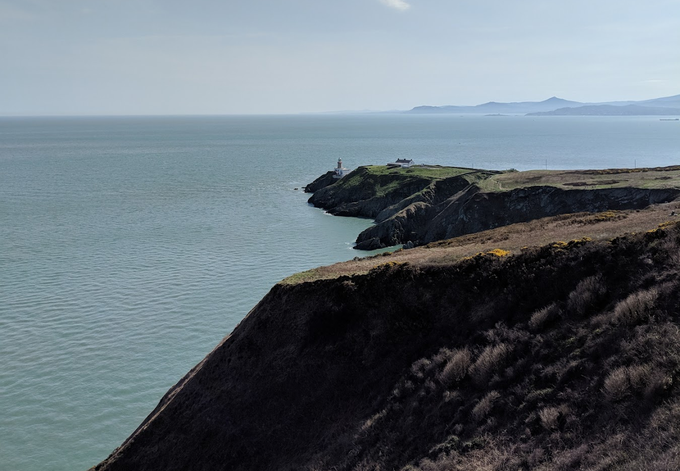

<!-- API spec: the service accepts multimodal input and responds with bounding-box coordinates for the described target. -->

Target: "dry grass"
[478,167,680,192]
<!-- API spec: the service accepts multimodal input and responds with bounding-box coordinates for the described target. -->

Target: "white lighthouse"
[334,158,349,178]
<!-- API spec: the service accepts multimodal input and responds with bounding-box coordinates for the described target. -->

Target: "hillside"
[408,97,582,115]
[407,94,680,116]
[307,165,680,250]
[527,104,680,116]
[93,214,680,470]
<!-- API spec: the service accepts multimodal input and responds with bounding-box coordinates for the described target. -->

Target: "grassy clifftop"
[478,165,680,192]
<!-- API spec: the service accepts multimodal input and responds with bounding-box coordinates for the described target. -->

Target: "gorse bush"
[485,248,510,257]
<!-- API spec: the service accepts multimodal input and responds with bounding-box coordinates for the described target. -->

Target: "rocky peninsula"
[91,165,680,471]
[306,164,680,250]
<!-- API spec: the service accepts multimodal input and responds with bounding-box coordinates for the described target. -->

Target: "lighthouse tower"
[334,158,348,178]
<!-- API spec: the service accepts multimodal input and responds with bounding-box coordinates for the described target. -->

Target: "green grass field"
[359,165,475,179]
[478,167,680,192]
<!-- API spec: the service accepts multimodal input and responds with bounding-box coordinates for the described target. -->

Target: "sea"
[1,114,679,470]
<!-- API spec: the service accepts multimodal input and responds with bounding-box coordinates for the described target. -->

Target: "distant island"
[408,94,680,116]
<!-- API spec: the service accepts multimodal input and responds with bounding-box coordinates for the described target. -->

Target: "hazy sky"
[1,0,679,115]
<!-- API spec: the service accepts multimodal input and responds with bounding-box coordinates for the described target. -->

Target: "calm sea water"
[1,114,678,470]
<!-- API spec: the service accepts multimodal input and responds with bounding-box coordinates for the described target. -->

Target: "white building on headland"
[334,158,349,178]
[388,159,414,168]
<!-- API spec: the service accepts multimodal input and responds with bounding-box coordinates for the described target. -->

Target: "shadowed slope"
[94,222,680,470]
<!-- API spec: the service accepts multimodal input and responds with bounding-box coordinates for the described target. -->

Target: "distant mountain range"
[408,94,680,116]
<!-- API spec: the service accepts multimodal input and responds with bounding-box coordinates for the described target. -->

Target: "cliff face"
[304,171,337,193]
[356,185,680,249]
[94,223,680,471]
[307,166,439,218]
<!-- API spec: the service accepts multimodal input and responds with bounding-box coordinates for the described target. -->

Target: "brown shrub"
[613,288,658,325]
[410,358,433,379]
[432,347,455,367]
[550,444,590,471]
[529,303,559,331]
[392,379,416,399]
[538,406,561,430]
[438,348,472,386]
[566,275,605,317]
[472,391,501,422]
[470,344,512,387]
[644,371,674,401]
[627,364,653,392]
[603,367,630,401]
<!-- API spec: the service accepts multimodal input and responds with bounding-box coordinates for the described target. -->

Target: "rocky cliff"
[307,165,680,250]
[93,220,680,470]
[357,185,680,250]
[306,165,486,219]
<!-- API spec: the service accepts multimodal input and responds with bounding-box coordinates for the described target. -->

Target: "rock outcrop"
[303,171,337,193]
[307,166,457,219]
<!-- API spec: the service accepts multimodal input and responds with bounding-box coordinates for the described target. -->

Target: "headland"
[306,164,680,250]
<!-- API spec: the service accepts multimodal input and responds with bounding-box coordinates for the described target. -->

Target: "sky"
[1,0,679,115]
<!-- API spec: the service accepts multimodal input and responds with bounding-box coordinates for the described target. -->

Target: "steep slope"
[93,222,680,471]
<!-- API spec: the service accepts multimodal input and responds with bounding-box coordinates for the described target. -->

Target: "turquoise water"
[1,115,678,470]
